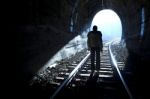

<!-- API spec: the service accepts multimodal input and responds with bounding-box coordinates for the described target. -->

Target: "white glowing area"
[91,9,122,41]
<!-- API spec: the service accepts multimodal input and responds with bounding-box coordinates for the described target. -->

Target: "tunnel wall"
[8,0,78,87]
[7,0,90,89]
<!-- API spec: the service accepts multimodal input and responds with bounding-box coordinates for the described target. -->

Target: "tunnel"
[6,0,150,99]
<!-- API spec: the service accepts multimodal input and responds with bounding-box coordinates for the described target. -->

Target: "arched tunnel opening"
[91,9,122,42]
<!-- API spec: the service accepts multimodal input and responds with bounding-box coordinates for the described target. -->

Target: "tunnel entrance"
[91,9,122,42]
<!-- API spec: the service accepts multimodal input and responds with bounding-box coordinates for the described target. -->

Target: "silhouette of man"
[87,25,103,71]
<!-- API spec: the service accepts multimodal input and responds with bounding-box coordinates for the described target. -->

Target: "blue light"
[140,7,145,38]
[91,9,122,41]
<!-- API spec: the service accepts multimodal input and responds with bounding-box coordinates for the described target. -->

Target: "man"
[87,25,103,71]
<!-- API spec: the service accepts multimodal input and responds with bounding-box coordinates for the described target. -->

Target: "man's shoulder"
[88,31,93,33]
[97,31,102,35]
[88,31,93,35]
[97,31,102,33]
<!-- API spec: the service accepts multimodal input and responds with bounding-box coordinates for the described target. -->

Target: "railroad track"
[31,41,133,99]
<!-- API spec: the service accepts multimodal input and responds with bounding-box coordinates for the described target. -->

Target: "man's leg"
[96,48,100,70]
[90,48,95,70]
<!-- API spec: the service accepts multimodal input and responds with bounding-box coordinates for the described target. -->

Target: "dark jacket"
[87,30,103,50]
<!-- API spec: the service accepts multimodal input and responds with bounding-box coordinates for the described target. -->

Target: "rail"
[50,53,90,99]
[108,41,134,99]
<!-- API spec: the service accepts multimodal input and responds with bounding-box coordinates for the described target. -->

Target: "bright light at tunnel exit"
[91,9,122,41]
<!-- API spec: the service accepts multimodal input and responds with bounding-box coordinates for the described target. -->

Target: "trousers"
[90,47,100,70]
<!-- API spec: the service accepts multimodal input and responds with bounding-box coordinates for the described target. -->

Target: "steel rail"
[50,53,90,99]
[108,41,134,99]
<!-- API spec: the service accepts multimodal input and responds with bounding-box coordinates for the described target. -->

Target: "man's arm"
[99,31,103,51]
[87,32,90,50]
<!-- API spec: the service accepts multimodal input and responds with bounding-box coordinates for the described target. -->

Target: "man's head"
[93,25,97,31]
